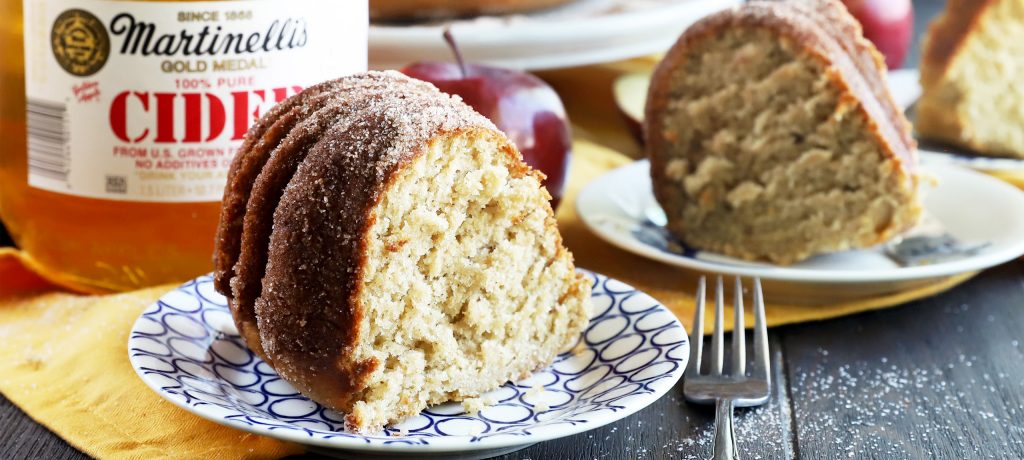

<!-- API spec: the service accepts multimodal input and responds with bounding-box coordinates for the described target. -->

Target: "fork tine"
[686,277,706,378]
[710,276,725,376]
[732,276,746,377]
[751,277,770,380]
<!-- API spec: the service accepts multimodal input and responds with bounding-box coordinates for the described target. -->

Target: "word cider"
[109,83,301,144]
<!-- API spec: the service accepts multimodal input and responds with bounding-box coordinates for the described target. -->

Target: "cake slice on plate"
[645,0,921,265]
[917,0,1024,158]
[214,71,591,433]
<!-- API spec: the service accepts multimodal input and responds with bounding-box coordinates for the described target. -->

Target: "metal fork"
[683,276,771,460]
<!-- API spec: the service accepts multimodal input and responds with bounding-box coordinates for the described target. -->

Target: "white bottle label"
[23,0,367,202]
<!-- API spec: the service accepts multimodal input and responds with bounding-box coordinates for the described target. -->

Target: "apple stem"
[443,28,468,79]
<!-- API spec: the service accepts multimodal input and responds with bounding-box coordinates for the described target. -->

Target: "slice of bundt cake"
[213,71,591,432]
[645,0,921,265]
[917,0,1024,158]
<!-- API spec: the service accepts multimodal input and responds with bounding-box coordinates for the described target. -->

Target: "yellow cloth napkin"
[984,168,1024,190]
[0,56,988,458]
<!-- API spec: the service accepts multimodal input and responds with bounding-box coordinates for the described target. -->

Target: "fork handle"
[711,398,738,460]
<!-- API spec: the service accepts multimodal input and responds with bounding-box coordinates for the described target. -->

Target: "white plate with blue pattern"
[128,270,687,459]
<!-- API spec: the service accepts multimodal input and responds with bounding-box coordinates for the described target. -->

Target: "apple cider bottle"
[0,0,367,291]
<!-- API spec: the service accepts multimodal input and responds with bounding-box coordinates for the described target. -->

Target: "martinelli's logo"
[51,9,110,77]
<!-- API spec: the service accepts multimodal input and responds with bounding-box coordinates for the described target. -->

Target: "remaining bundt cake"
[213,71,591,432]
[645,0,921,265]
[917,0,1024,158]
[370,0,575,20]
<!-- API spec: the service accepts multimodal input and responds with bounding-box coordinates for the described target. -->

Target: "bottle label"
[22,0,367,202]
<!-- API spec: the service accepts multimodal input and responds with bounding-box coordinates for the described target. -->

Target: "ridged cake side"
[214,76,398,360]
[785,0,916,158]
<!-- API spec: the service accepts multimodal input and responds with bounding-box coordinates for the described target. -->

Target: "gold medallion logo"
[51,9,110,77]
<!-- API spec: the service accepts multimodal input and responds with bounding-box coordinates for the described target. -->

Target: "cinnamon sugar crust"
[213,79,349,295]
[229,81,399,361]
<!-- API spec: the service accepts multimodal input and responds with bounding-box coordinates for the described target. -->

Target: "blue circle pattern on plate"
[128,270,688,451]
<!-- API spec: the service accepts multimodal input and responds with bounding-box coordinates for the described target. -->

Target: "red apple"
[842,0,914,68]
[401,31,572,208]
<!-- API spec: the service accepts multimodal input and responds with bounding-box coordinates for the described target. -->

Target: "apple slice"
[613,71,652,144]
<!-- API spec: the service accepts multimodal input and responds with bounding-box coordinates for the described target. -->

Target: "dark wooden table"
[6,1,1024,458]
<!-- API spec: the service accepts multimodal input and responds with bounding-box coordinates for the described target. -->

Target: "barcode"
[26,98,70,184]
[106,175,127,194]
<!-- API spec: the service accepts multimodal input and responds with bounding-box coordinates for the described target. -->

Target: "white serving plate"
[577,161,1024,288]
[369,0,739,71]
[128,270,687,459]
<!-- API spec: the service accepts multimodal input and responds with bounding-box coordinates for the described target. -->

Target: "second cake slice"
[645,0,921,265]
